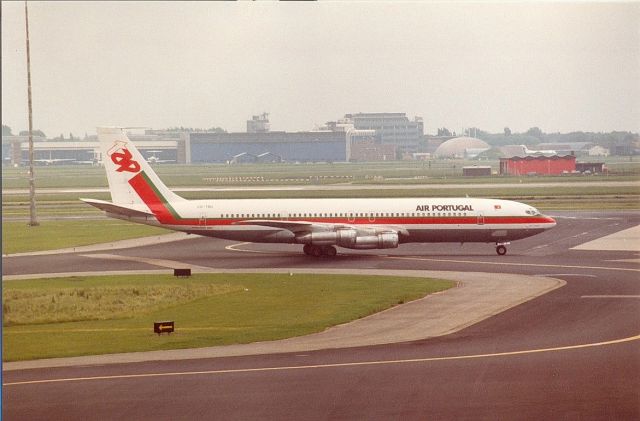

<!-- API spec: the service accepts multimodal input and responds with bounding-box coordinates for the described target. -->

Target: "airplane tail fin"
[97,127,185,205]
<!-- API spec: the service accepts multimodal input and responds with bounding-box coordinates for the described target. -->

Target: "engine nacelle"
[296,229,357,247]
[351,232,399,250]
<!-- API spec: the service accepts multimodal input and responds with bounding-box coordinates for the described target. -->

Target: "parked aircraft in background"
[33,151,75,165]
[83,127,556,257]
[521,145,557,156]
[145,150,176,164]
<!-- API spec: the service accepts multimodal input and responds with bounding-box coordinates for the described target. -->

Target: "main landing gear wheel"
[310,245,323,257]
[302,245,337,257]
[323,245,337,257]
[496,245,507,256]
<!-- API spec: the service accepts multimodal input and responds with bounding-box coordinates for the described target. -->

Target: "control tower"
[247,112,270,133]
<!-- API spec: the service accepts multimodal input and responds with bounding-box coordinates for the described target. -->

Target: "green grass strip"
[2,220,170,255]
[2,273,453,361]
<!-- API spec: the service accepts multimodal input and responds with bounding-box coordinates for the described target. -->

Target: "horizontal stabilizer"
[81,198,154,218]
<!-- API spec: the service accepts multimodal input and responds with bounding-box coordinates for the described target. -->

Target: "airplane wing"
[234,219,322,234]
[235,219,407,236]
[81,198,154,218]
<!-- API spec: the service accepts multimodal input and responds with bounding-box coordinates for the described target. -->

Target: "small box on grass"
[173,268,191,277]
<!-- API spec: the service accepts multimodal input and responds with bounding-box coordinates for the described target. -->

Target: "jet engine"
[295,229,357,247]
[296,229,398,250]
[351,232,399,249]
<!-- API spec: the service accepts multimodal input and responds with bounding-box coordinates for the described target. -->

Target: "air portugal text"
[415,204,474,212]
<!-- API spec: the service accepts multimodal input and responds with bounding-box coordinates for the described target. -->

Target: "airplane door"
[199,211,207,226]
[477,212,485,225]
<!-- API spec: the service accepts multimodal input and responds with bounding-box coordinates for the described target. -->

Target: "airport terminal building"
[3,112,425,165]
[346,112,424,154]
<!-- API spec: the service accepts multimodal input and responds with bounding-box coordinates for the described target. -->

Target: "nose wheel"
[496,244,508,256]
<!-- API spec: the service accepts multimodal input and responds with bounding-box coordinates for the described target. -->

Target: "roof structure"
[434,136,489,158]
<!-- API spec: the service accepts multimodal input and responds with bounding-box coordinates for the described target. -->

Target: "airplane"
[521,145,557,156]
[145,150,175,164]
[33,151,76,165]
[82,127,556,257]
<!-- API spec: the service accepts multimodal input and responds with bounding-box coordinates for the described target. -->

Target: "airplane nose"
[544,215,557,228]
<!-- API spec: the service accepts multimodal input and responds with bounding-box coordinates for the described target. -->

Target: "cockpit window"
[525,207,541,216]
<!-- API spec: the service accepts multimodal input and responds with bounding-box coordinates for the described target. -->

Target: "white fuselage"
[118,196,556,246]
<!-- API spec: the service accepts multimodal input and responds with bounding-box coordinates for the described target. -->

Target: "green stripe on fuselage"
[139,171,183,220]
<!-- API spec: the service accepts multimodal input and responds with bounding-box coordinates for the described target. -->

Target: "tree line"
[435,125,638,151]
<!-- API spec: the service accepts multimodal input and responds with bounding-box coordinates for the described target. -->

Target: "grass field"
[2,273,453,361]
[2,220,170,254]
[3,157,639,189]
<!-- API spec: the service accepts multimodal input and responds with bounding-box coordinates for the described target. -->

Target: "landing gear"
[302,244,337,257]
[496,244,507,256]
[324,245,337,257]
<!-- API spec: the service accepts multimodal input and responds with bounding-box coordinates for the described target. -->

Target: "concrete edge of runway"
[3,269,565,371]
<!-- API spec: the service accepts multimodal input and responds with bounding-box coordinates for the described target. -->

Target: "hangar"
[2,138,177,166]
[186,131,347,163]
[3,131,347,165]
[499,155,576,176]
[434,136,490,158]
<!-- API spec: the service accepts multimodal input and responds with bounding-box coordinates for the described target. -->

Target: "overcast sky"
[2,1,639,137]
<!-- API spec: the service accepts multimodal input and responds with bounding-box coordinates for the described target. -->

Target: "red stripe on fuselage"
[128,172,198,224]
[213,216,552,226]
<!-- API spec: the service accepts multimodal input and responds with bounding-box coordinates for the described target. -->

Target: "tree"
[464,127,488,138]
[437,127,452,136]
[2,124,12,136]
[504,127,511,136]
[19,129,46,138]
[165,126,227,133]
[525,127,544,139]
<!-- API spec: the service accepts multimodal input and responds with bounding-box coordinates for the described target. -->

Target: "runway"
[3,210,639,420]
